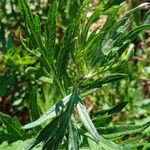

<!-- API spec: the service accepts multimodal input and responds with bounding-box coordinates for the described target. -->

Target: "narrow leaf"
[87,137,123,150]
[81,73,127,91]
[68,120,79,150]
[45,1,57,64]
[22,94,71,129]
[93,101,128,117]
[26,92,79,150]
[97,121,150,139]
[77,101,99,143]
[57,23,75,75]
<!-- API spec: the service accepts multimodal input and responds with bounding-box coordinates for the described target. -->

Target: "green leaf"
[100,17,129,55]
[81,73,127,91]
[104,0,125,10]
[0,140,42,150]
[26,116,60,150]
[68,120,79,150]
[97,121,150,139]
[42,114,70,150]
[77,101,122,150]
[45,1,57,64]
[124,24,150,41]
[18,0,46,66]
[87,3,149,68]
[68,0,84,23]
[92,114,114,127]
[28,88,40,122]
[75,0,91,25]
[58,0,84,25]
[34,15,41,41]
[121,135,142,145]
[77,101,99,143]
[122,142,150,150]
[125,3,150,16]
[26,91,79,150]
[93,101,128,117]
[0,112,26,140]
[87,136,124,150]
[39,76,53,84]
[43,91,79,150]
[87,6,119,67]
[88,138,103,150]
[22,94,71,129]
[82,9,102,43]
[18,0,34,26]
[57,23,75,76]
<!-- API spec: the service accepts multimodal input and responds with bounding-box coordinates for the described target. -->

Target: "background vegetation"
[0,0,150,149]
